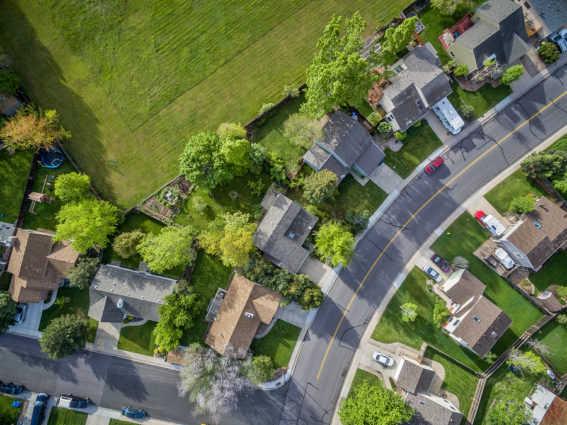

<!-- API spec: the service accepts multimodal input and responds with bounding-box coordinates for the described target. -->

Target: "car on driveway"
[30,394,48,425]
[122,407,146,419]
[14,303,28,325]
[59,394,90,409]
[474,211,506,237]
[423,266,442,282]
[373,351,395,367]
[431,254,450,272]
[494,248,515,270]
[550,33,567,53]
[425,157,444,175]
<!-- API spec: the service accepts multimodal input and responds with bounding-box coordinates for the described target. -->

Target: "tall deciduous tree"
[339,381,414,425]
[509,196,535,214]
[301,12,377,118]
[431,0,465,16]
[54,172,91,203]
[0,291,17,333]
[66,257,99,290]
[303,170,338,205]
[39,314,89,359]
[153,293,199,351]
[400,302,418,323]
[506,349,546,374]
[137,226,197,273]
[315,222,354,267]
[247,355,275,384]
[0,107,70,151]
[487,396,531,425]
[54,199,122,254]
[382,17,418,54]
[520,150,567,179]
[283,113,323,148]
[217,122,247,140]
[112,229,145,259]
[220,137,251,176]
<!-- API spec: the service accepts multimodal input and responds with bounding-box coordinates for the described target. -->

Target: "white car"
[475,211,506,237]
[495,248,515,270]
[423,266,442,283]
[373,351,395,367]
[550,33,567,53]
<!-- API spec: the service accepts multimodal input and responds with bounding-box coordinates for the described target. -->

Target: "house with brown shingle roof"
[205,274,281,358]
[440,269,512,358]
[525,384,567,425]
[497,197,567,271]
[7,228,79,303]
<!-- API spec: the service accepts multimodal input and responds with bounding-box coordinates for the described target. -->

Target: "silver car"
[14,304,28,325]
[423,266,442,283]
[495,248,515,270]
[373,351,394,367]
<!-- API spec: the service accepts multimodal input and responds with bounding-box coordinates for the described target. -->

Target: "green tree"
[283,113,323,148]
[506,349,546,374]
[382,17,418,54]
[39,314,89,359]
[538,42,560,64]
[556,286,567,299]
[0,107,70,151]
[554,172,567,193]
[556,314,567,325]
[509,196,535,213]
[454,64,469,76]
[282,85,300,98]
[501,65,524,85]
[303,170,338,204]
[300,285,324,310]
[0,291,17,333]
[217,122,247,140]
[433,298,451,327]
[112,229,145,259]
[431,0,465,16]
[54,199,122,254]
[378,121,392,135]
[339,381,414,425]
[459,103,476,121]
[137,225,197,273]
[54,172,91,203]
[267,152,287,183]
[220,136,251,176]
[487,396,531,425]
[520,150,567,179]
[65,257,99,290]
[301,12,377,118]
[315,222,354,267]
[259,103,275,115]
[394,131,406,140]
[247,355,275,384]
[400,302,418,323]
[179,132,232,189]
[0,70,19,95]
[153,293,199,351]
[249,143,266,165]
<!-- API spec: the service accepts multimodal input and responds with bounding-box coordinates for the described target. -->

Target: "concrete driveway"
[9,302,43,335]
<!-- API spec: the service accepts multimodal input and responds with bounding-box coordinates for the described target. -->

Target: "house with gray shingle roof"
[88,264,176,322]
[379,43,453,132]
[253,190,317,274]
[303,110,385,182]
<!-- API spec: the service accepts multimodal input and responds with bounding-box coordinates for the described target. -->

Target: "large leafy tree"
[520,150,567,179]
[339,381,414,425]
[431,0,465,16]
[487,396,531,425]
[315,222,354,267]
[247,355,275,385]
[506,349,546,374]
[0,291,17,333]
[303,170,338,205]
[301,12,377,118]
[220,136,251,176]
[137,225,197,273]
[509,196,535,214]
[66,258,99,290]
[382,17,418,54]
[538,42,560,64]
[39,314,89,359]
[283,113,323,148]
[153,293,199,351]
[54,199,122,254]
[0,107,70,151]
[112,229,145,259]
[54,172,91,203]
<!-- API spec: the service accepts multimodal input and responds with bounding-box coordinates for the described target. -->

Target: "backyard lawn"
[0,149,34,223]
[530,250,567,292]
[431,213,543,354]
[47,407,87,425]
[0,0,413,208]
[448,82,512,119]
[250,320,301,369]
[418,6,459,63]
[425,348,478,421]
[348,369,381,398]
[21,159,76,232]
[39,286,98,343]
[117,321,157,356]
[534,320,567,375]
[0,394,22,425]
[384,122,442,178]
[484,169,547,215]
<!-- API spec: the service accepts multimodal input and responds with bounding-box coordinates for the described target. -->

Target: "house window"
[393,64,405,74]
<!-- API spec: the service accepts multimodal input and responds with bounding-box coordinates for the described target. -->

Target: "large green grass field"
[0,0,412,208]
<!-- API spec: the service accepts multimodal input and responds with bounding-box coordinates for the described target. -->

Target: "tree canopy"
[509,196,535,214]
[487,396,531,425]
[301,12,377,118]
[520,150,567,179]
[247,355,275,384]
[506,349,546,375]
[315,222,354,267]
[538,42,560,64]
[54,172,91,203]
[112,229,146,259]
[303,170,338,205]
[220,136,251,176]
[137,225,197,273]
[283,113,323,148]
[54,199,122,254]
[501,65,524,85]
[153,293,199,351]
[431,0,465,16]
[382,17,418,54]
[400,302,418,323]
[65,257,99,290]
[0,291,17,333]
[39,314,90,359]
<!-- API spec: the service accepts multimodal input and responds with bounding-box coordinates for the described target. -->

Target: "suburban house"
[525,384,567,425]
[7,228,79,303]
[497,197,567,272]
[438,0,530,75]
[303,110,385,182]
[393,357,463,425]
[253,190,317,274]
[440,269,512,357]
[87,264,176,323]
[378,43,461,133]
[205,274,281,358]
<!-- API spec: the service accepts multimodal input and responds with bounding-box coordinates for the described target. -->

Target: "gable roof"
[88,264,176,323]
[395,358,435,394]
[407,393,463,425]
[441,269,486,305]
[205,275,281,357]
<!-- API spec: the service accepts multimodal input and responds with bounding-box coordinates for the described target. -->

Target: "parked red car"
[425,157,444,174]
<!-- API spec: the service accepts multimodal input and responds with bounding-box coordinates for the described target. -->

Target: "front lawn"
[47,407,87,425]
[348,369,381,398]
[372,267,490,372]
[0,149,34,223]
[117,321,157,356]
[448,82,512,119]
[0,394,22,425]
[39,286,98,342]
[109,420,132,425]
[0,272,12,291]
[384,122,442,178]
[534,320,567,376]
[484,170,547,215]
[425,348,478,421]
[431,213,543,354]
[250,320,301,369]
[530,250,567,292]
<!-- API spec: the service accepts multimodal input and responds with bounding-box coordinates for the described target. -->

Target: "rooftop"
[394,357,435,394]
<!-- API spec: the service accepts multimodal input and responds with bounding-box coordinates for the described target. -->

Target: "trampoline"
[41,148,64,168]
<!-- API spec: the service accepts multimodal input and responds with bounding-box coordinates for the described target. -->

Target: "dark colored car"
[431,254,450,272]
[30,393,48,425]
[0,382,24,395]
[122,407,146,419]
[425,157,444,175]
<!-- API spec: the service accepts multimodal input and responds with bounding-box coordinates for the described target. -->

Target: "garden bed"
[250,320,301,369]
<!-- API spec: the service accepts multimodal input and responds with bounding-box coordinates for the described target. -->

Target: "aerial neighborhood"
[2,0,567,424]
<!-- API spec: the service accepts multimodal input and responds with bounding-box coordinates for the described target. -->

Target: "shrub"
[282,85,300,98]
[394,131,406,140]
[557,286,567,299]
[538,42,560,64]
[509,196,535,213]
[459,103,476,121]
[345,209,370,233]
[412,120,422,128]
[501,65,524,85]
[378,121,392,135]
[112,229,145,258]
[258,103,275,116]
[400,302,418,322]
[267,152,286,183]
[454,64,469,76]
[556,314,567,325]
[367,111,382,126]
[0,291,17,333]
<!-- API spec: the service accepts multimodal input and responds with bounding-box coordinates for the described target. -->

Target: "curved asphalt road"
[1,64,567,425]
